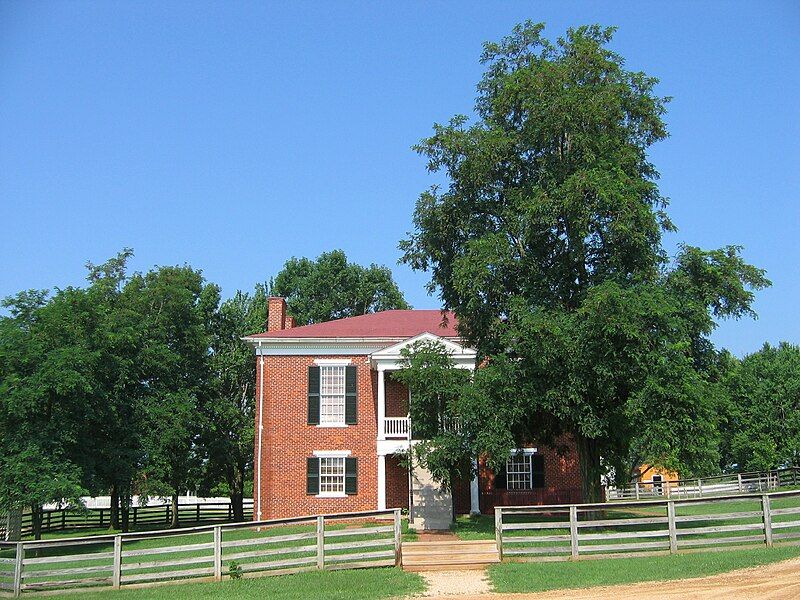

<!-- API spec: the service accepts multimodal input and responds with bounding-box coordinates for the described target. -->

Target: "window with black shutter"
[345,457,358,495]
[306,457,320,495]
[308,366,321,425]
[531,455,545,488]
[500,451,545,490]
[344,365,358,424]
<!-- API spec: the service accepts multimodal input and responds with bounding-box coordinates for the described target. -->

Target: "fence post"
[213,526,222,581]
[112,535,122,589]
[393,509,402,566]
[132,507,137,527]
[12,542,23,598]
[697,479,703,498]
[762,494,773,548]
[316,516,325,569]
[634,482,640,500]
[196,504,201,523]
[667,501,677,553]
[165,504,170,525]
[569,505,579,559]
[738,473,743,493]
[494,507,503,561]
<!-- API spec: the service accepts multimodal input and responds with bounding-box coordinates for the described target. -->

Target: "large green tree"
[81,249,150,531]
[270,249,410,325]
[199,285,267,521]
[131,266,220,527]
[400,23,768,501]
[721,343,800,472]
[0,289,91,538]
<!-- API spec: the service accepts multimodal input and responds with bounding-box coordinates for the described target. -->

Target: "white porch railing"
[383,416,410,439]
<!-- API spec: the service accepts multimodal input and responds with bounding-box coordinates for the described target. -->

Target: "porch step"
[402,540,500,571]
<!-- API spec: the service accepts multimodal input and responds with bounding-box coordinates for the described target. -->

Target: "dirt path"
[419,570,491,596]
[419,557,800,600]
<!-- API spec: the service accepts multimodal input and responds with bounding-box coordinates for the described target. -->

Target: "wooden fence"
[12,500,254,539]
[495,489,800,561]
[0,509,400,597]
[605,467,799,501]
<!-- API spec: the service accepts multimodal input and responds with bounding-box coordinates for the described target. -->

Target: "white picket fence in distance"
[495,489,800,561]
[0,509,401,597]
[605,467,799,501]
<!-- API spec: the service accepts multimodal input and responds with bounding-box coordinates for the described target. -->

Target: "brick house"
[245,297,582,527]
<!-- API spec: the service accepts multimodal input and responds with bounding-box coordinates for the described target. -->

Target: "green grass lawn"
[46,566,425,600]
[489,545,800,593]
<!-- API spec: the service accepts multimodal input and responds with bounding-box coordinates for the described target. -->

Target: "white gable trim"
[370,332,476,371]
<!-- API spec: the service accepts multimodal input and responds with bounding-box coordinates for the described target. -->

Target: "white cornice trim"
[243,334,467,357]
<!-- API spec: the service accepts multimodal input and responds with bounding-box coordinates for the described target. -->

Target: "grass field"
[45,566,425,600]
[489,545,800,593]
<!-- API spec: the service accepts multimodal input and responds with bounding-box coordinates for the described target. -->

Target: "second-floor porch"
[380,415,463,440]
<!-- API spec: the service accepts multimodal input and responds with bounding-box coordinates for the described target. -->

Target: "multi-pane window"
[507,454,532,490]
[505,453,545,490]
[319,457,345,494]
[320,365,346,424]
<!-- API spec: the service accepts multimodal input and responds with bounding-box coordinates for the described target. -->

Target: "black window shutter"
[345,365,358,425]
[307,457,320,495]
[494,463,507,490]
[345,457,358,495]
[308,366,320,425]
[531,455,545,488]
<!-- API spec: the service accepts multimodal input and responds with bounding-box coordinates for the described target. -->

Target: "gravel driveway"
[411,556,800,600]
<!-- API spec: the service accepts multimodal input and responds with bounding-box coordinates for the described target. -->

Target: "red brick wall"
[385,455,409,510]
[477,435,583,512]
[384,376,408,418]
[254,354,380,520]
[452,474,473,515]
[253,352,586,519]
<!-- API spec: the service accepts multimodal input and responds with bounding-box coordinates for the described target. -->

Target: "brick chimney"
[267,297,287,332]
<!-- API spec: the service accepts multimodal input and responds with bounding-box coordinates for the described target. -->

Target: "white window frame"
[313,450,351,498]
[314,359,351,428]
[506,448,540,491]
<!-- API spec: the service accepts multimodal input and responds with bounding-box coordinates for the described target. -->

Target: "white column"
[470,458,480,514]
[377,368,386,440]
[377,454,387,510]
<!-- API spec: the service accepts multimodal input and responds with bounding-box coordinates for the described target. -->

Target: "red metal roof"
[247,309,459,339]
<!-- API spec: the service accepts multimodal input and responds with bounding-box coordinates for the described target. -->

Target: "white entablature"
[369,332,477,372]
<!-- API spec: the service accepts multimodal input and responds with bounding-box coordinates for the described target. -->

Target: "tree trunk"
[576,434,603,503]
[228,463,245,522]
[170,492,179,529]
[109,483,120,530]
[31,505,43,541]
[120,486,131,533]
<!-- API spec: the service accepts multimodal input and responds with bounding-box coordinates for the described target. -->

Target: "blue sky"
[1,1,798,356]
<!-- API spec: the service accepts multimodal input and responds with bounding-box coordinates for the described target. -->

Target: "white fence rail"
[495,489,800,562]
[0,509,401,597]
[383,417,410,439]
[605,468,798,501]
